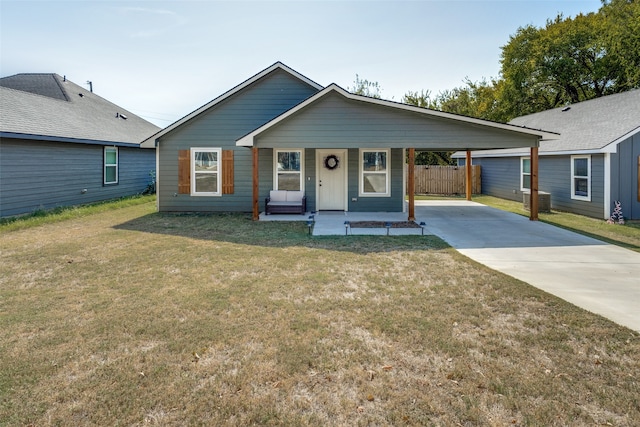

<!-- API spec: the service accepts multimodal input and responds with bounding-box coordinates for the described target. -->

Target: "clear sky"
[1,0,603,127]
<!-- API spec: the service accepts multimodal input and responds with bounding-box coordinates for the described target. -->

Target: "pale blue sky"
[1,0,602,126]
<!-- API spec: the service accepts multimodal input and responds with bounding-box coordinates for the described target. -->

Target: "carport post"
[465,151,472,201]
[408,148,415,221]
[252,147,259,221]
[530,146,539,221]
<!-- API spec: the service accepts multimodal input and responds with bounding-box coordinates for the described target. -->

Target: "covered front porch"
[237,84,557,223]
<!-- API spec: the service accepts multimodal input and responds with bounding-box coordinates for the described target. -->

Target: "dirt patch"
[348,221,421,229]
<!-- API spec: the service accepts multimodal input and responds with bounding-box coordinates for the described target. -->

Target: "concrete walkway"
[416,200,640,333]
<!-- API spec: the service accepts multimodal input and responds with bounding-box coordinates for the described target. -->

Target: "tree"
[499,0,640,118]
[348,74,382,98]
[402,90,435,109]
[600,0,640,92]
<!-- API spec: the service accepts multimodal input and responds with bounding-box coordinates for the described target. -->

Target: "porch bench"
[265,190,306,215]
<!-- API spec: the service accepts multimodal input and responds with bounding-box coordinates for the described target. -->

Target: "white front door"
[317,149,347,210]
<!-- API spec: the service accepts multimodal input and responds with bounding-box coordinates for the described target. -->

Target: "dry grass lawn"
[1,201,639,426]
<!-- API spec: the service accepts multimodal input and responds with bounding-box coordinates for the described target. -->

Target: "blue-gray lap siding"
[0,138,155,217]
[465,154,606,218]
[253,92,539,151]
[611,134,640,220]
[156,69,319,213]
[255,148,403,213]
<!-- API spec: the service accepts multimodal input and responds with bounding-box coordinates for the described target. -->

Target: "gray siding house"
[142,63,554,219]
[0,73,159,217]
[455,89,640,220]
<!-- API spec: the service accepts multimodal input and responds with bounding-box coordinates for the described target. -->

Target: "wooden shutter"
[222,150,234,194]
[178,150,190,194]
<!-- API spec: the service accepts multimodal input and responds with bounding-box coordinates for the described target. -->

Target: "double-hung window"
[191,147,222,196]
[520,157,531,191]
[360,149,390,197]
[104,146,118,185]
[275,149,303,191]
[571,155,591,201]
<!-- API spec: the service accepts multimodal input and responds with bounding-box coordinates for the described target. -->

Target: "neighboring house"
[141,62,555,219]
[454,89,640,220]
[0,73,160,217]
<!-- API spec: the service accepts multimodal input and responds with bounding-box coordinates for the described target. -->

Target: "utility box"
[523,191,551,213]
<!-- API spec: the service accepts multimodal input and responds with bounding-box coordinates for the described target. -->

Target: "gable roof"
[140,62,323,148]
[0,73,160,147]
[459,89,640,157]
[236,84,558,148]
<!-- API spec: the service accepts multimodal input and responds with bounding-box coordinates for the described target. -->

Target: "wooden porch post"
[252,147,259,221]
[465,150,472,201]
[408,148,415,221]
[530,146,539,221]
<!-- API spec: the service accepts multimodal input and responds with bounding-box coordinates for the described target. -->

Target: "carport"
[237,84,558,221]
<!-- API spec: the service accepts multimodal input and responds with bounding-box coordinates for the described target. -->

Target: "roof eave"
[1,132,150,148]
[142,62,324,146]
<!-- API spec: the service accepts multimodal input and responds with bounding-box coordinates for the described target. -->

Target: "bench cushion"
[267,201,303,207]
[269,190,287,202]
[285,191,304,202]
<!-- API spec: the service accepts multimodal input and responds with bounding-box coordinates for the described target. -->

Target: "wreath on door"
[324,154,339,170]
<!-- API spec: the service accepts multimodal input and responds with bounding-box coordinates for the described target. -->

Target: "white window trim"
[273,149,305,191]
[191,147,222,196]
[104,146,118,185]
[571,155,591,201]
[520,157,530,191]
[359,148,391,197]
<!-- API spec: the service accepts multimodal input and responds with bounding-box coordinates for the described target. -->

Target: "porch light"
[344,221,350,236]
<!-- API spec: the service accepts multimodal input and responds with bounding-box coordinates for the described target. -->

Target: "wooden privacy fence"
[411,165,481,195]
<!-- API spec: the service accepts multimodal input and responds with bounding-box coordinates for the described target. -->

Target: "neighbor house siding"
[464,154,606,219]
[0,138,154,217]
[156,69,318,213]
[612,134,640,219]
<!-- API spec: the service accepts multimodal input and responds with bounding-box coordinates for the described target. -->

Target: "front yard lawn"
[1,200,638,426]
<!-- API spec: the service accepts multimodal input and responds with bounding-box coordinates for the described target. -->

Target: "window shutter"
[222,150,234,194]
[178,150,190,194]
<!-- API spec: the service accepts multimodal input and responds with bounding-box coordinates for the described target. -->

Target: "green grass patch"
[1,203,638,426]
[0,194,156,232]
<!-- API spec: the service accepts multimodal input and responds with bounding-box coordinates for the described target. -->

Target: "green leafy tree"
[600,0,640,92]
[348,74,382,98]
[500,0,639,118]
[402,90,435,108]
[404,0,639,123]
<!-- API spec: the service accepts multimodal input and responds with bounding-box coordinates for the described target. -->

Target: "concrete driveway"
[415,200,640,333]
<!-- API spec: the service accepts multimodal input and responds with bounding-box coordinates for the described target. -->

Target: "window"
[275,150,303,191]
[104,146,118,185]
[360,149,390,197]
[191,148,221,196]
[521,157,531,191]
[571,155,591,201]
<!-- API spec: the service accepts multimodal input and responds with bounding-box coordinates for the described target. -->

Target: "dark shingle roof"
[0,73,69,101]
[0,73,160,145]
[455,89,640,158]
[509,88,640,153]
